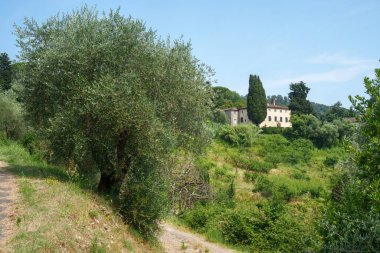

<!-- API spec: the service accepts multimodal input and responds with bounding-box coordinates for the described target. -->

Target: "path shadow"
[7,164,70,183]
[6,164,105,195]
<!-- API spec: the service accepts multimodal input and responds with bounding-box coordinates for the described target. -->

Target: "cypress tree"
[247,74,267,125]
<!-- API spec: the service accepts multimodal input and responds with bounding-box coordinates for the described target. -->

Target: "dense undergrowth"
[178,133,346,252]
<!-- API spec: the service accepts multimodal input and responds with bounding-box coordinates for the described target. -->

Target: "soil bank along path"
[159,223,236,253]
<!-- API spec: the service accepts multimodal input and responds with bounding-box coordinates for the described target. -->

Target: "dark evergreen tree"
[0,53,12,91]
[288,81,314,115]
[247,74,267,125]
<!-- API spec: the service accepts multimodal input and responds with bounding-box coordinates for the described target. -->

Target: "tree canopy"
[247,74,267,125]
[320,67,380,251]
[15,6,213,236]
[0,52,12,91]
[212,86,246,109]
[322,101,355,121]
[288,81,314,115]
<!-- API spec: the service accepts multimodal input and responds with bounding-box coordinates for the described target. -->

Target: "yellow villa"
[223,99,292,128]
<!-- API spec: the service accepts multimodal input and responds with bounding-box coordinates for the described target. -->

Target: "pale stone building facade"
[223,100,291,128]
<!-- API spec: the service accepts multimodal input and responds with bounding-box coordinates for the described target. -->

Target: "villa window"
[280,109,282,113]
[274,109,277,112]
[268,116,272,121]
[280,117,283,122]
[285,117,288,122]
[241,117,244,123]
[275,116,277,121]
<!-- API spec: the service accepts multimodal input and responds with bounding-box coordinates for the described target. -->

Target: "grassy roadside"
[0,141,161,252]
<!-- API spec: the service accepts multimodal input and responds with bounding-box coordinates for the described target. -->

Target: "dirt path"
[159,223,236,253]
[0,161,17,250]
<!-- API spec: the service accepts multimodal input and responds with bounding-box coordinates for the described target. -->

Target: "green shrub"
[196,158,216,171]
[227,180,235,199]
[214,165,236,182]
[253,175,324,201]
[265,213,321,252]
[261,127,291,135]
[323,156,339,167]
[212,110,229,124]
[253,175,274,198]
[228,152,254,170]
[249,160,271,173]
[258,136,314,165]
[314,123,339,148]
[291,170,310,181]
[219,124,261,147]
[219,208,268,245]
[0,91,25,140]
[320,177,380,252]
[119,161,168,238]
[181,205,222,232]
[244,171,258,182]
[285,138,313,163]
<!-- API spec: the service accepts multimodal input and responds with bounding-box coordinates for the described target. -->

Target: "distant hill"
[311,101,331,116]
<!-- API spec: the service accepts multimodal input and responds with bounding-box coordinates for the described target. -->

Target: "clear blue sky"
[1,0,379,107]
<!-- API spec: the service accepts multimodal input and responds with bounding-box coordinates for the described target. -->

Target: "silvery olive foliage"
[320,67,380,251]
[15,6,214,235]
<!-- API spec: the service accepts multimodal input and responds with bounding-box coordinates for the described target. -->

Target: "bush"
[291,170,310,181]
[219,208,268,245]
[0,91,25,140]
[253,175,274,198]
[285,138,313,163]
[314,123,339,148]
[249,160,271,173]
[265,213,321,252]
[244,171,258,182]
[323,156,339,167]
[320,177,380,252]
[253,175,324,201]
[261,127,284,135]
[212,110,229,124]
[219,124,261,147]
[181,205,222,232]
[258,135,313,165]
[214,165,236,182]
[228,152,254,170]
[119,161,168,238]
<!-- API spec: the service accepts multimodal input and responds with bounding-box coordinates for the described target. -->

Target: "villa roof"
[223,105,289,111]
[267,104,289,110]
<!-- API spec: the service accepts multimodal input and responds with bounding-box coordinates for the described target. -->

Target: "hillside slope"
[177,134,345,252]
[0,142,160,252]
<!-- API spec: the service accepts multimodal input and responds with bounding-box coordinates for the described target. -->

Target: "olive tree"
[15,6,213,235]
[319,67,380,252]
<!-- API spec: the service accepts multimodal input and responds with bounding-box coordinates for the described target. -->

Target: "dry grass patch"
[6,172,160,253]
